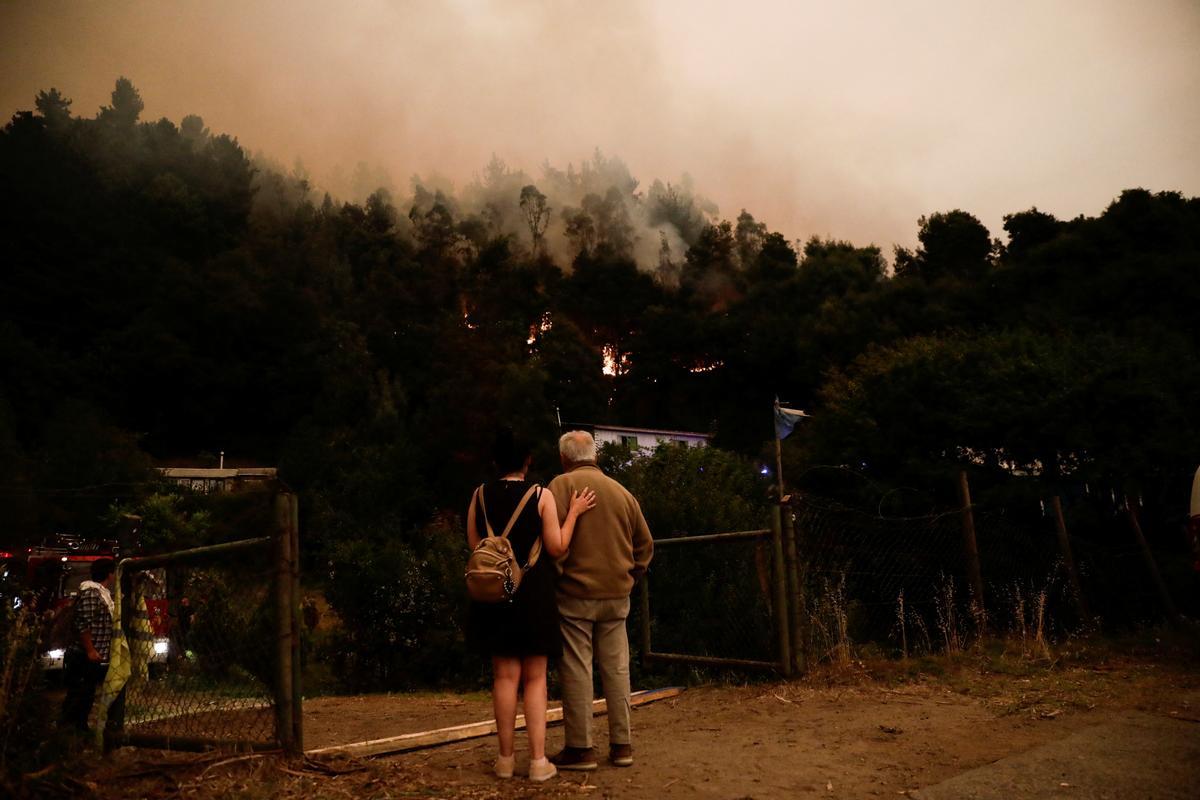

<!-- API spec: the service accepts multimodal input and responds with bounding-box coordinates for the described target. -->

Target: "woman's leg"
[492,655,521,757]
[521,655,549,760]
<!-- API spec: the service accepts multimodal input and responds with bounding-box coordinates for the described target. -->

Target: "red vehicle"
[26,535,172,671]
[1190,466,1200,573]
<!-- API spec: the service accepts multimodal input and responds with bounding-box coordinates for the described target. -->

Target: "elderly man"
[548,431,653,770]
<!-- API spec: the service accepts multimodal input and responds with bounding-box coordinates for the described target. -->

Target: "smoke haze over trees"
[3,1,1198,251]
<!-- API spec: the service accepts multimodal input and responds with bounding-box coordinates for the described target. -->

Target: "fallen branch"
[198,752,270,778]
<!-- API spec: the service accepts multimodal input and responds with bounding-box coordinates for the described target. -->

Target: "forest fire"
[526,312,553,346]
[689,359,724,373]
[602,344,631,377]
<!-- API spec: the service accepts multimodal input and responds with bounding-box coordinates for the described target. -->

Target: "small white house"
[585,424,711,453]
[157,466,278,493]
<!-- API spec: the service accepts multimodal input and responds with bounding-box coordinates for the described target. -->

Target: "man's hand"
[81,630,101,663]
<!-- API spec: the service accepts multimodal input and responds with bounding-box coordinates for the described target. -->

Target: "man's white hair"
[559,430,596,463]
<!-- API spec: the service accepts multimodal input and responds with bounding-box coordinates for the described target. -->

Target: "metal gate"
[104,493,302,753]
[639,506,792,674]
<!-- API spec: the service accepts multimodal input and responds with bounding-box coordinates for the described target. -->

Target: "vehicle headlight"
[153,639,169,655]
[47,649,65,660]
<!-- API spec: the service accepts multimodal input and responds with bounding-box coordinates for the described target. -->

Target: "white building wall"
[593,427,708,451]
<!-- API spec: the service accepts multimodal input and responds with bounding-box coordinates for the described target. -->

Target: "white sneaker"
[528,756,557,782]
[494,754,515,779]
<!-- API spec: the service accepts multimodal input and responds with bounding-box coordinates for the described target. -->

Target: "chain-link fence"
[792,495,967,659]
[639,528,783,670]
[787,489,1190,667]
[105,494,301,753]
[640,486,1191,677]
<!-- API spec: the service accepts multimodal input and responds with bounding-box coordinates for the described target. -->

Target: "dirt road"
[92,655,1200,799]
[289,656,1200,798]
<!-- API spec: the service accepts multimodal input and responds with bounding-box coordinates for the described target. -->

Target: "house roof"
[566,423,712,439]
[158,467,278,479]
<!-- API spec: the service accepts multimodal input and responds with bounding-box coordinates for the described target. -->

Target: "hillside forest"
[2,78,1198,567]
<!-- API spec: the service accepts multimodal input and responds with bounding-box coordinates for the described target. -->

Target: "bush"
[599,443,776,671]
[323,514,470,691]
[599,441,768,536]
[0,579,54,786]
[186,564,277,687]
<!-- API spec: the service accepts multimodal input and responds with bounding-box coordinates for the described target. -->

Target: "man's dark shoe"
[549,746,598,771]
[609,743,633,767]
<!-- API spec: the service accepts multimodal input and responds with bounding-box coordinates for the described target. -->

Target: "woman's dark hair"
[90,558,116,583]
[492,427,531,474]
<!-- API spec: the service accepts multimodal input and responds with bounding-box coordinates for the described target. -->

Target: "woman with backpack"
[466,429,596,782]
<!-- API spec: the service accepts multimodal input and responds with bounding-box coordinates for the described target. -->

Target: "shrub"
[0,579,54,786]
[323,513,470,691]
[600,443,775,668]
[599,441,767,537]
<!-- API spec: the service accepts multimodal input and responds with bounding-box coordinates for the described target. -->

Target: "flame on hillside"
[602,344,631,377]
[527,312,553,346]
[689,359,724,373]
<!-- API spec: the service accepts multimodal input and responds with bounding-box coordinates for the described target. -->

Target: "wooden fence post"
[957,471,986,614]
[1050,496,1090,622]
[288,492,303,753]
[782,500,805,674]
[274,493,296,755]
[1125,497,1181,622]
[770,505,793,677]
[639,576,651,665]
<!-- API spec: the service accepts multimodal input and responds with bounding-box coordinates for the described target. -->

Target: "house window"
[621,435,639,448]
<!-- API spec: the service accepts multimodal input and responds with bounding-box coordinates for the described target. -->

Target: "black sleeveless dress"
[466,480,562,658]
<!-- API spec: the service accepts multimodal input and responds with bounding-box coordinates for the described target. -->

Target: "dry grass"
[70,748,590,800]
[1004,582,1053,661]
[934,574,966,654]
[809,574,851,666]
[807,622,1199,719]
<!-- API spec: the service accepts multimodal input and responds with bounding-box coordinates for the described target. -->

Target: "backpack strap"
[500,484,539,540]
[477,483,543,569]
[476,483,539,540]
[507,485,544,570]
[473,484,496,538]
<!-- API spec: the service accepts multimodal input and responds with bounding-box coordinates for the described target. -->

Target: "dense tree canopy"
[2,79,1198,560]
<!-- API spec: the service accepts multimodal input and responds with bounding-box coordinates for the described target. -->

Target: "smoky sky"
[3,0,1199,250]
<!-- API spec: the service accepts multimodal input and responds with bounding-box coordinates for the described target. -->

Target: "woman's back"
[476,479,542,565]
[468,479,561,658]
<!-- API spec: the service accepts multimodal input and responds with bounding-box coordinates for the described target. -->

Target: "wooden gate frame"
[639,508,792,675]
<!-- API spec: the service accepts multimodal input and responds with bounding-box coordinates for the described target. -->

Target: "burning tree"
[519,184,550,255]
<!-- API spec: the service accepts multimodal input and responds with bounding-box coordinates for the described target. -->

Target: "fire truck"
[25,535,172,672]
[1190,466,1200,573]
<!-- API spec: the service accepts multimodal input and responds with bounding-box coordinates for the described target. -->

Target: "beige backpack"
[465,483,543,603]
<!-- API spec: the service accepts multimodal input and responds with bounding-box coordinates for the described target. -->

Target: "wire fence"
[639,530,780,670]
[793,495,967,654]
[639,486,1192,675]
[106,494,302,753]
[790,491,1191,664]
[114,539,276,748]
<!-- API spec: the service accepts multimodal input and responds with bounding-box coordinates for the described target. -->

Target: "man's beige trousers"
[556,594,632,748]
